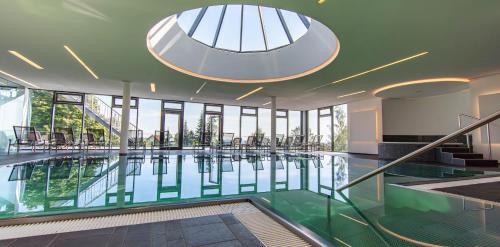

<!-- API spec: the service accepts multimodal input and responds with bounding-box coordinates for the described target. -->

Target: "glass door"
[161,101,184,149]
[51,92,85,146]
[203,104,223,147]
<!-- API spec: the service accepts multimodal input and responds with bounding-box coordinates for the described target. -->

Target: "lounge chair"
[85,128,107,151]
[242,136,257,151]
[128,130,146,150]
[8,126,47,154]
[151,130,169,151]
[217,133,234,150]
[50,127,80,152]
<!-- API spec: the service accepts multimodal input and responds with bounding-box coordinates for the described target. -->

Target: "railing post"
[486,123,492,160]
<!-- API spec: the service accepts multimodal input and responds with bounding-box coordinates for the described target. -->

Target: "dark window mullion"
[298,14,310,28]
[212,5,227,47]
[276,9,293,44]
[239,4,244,52]
[257,6,268,51]
[188,7,208,37]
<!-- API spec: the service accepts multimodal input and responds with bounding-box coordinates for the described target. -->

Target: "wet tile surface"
[2,215,264,247]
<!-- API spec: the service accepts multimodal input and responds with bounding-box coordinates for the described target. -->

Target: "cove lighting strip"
[8,50,44,70]
[196,82,207,94]
[64,45,99,79]
[338,90,366,99]
[236,86,264,101]
[372,77,470,95]
[308,51,429,92]
[0,69,39,88]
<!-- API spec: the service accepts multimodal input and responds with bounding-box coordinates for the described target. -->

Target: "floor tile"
[200,240,244,247]
[219,214,240,225]
[180,215,222,228]
[9,234,57,247]
[182,223,235,247]
[227,223,264,247]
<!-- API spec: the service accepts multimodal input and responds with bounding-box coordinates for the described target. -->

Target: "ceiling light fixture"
[372,77,470,95]
[8,50,44,70]
[338,91,366,99]
[262,101,271,106]
[0,69,39,88]
[196,81,207,94]
[236,87,264,101]
[150,82,156,93]
[64,45,99,79]
[308,51,429,92]
[318,0,326,4]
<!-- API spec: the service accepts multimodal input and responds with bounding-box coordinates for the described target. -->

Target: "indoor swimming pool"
[0,153,499,246]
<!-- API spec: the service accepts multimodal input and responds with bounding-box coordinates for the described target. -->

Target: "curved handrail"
[337,110,500,191]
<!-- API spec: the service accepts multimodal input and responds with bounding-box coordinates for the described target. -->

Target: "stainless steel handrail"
[458,113,494,159]
[337,110,500,191]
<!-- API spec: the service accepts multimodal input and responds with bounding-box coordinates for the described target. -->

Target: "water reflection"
[0,154,352,218]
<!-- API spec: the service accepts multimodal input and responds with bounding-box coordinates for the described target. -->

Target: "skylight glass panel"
[177,8,202,33]
[260,7,290,49]
[280,10,308,42]
[241,5,266,52]
[215,5,242,51]
[192,5,224,46]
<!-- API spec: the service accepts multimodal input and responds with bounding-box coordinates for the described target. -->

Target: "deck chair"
[8,126,47,154]
[276,134,284,148]
[231,137,242,151]
[242,136,256,151]
[51,127,80,152]
[283,136,294,150]
[85,128,107,151]
[217,133,234,150]
[151,130,169,151]
[128,130,146,150]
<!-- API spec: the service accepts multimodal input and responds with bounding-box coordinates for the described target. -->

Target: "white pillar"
[270,96,277,154]
[119,81,131,155]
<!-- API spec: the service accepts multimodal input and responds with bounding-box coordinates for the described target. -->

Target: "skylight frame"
[177,4,311,53]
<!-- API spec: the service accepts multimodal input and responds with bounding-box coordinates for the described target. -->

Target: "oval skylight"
[147,5,339,83]
[177,5,312,52]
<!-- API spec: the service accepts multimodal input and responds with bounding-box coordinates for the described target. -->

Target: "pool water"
[1,153,499,246]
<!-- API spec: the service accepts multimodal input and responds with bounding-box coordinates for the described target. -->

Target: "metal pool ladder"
[337,110,500,191]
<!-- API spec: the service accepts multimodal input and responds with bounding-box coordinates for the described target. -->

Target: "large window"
[138,99,161,147]
[258,108,271,138]
[276,110,287,138]
[183,103,203,148]
[289,111,301,137]
[333,104,348,152]
[223,106,240,139]
[241,107,257,142]
[318,107,332,151]
[307,109,318,142]
[0,87,26,153]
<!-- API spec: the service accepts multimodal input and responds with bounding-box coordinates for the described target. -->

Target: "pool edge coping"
[0,197,334,247]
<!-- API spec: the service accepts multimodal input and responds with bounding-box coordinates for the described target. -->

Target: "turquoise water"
[0,153,499,246]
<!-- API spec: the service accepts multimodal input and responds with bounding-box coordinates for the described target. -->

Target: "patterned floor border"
[0,199,329,247]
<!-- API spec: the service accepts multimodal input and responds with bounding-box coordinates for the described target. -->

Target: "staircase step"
[452,153,483,159]
[462,159,499,167]
[440,147,471,153]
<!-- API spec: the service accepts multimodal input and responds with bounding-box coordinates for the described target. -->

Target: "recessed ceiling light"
[236,87,264,101]
[372,77,470,95]
[338,91,366,99]
[318,0,326,4]
[150,82,156,93]
[308,51,429,92]
[262,101,271,106]
[190,97,194,101]
[196,81,207,94]
[64,45,99,79]
[8,50,44,70]
[0,69,39,88]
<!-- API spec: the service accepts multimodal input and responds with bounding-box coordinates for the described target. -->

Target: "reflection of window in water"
[334,156,349,202]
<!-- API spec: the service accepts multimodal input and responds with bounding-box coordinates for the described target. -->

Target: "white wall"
[469,74,500,161]
[382,90,470,136]
[348,98,383,154]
